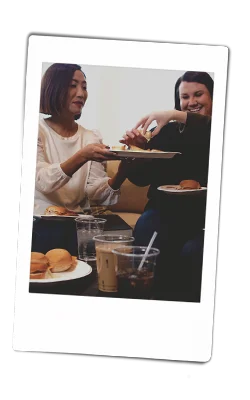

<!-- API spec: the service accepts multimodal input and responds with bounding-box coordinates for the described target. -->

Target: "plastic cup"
[75,217,106,262]
[112,246,160,299]
[93,235,134,292]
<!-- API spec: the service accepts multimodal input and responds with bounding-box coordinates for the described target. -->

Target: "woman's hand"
[108,159,150,190]
[108,159,131,190]
[60,143,117,177]
[80,143,117,162]
[108,160,135,190]
[134,110,187,137]
[119,129,148,149]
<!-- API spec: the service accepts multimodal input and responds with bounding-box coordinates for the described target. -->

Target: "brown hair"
[40,63,85,115]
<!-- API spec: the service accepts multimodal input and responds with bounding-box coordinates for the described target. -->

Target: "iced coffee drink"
[93,235,134,293]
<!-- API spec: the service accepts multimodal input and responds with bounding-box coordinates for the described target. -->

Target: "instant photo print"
[13,35,228,362]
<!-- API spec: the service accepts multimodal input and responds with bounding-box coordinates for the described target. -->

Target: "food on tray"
[44,205,78,216]
[129,145,163,153]
[110,144,146,152]
[150,149,164,153]
[110,140,165,154]
[29,249,77,280]
[159,185,179,190]
[111,145,126,150]
[161,180,201,191]
[138,128,152,141]
[144,131,152,140]
[45,249,77,273]
[179,180,201,190]
[30,252,50,279]
[129,145,146,152]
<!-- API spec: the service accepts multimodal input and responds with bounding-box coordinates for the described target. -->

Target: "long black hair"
[174,71,214,111]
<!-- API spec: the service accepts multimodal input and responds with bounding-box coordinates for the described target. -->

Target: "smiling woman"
[118,71,214,301]
[175,71,213,117]
[40,65,86,118]
[33,63,133,254]
[32,63,134,254]
[35,63,130,216]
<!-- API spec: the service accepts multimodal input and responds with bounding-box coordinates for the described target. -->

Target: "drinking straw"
[138,231,158,271]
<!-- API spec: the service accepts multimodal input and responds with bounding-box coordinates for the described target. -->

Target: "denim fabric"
[134,208,204,250]
[133,208,204,301]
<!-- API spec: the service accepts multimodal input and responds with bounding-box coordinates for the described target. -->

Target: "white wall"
[41,63,213,145]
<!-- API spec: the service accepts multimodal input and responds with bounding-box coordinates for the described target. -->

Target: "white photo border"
[13,35,228,362]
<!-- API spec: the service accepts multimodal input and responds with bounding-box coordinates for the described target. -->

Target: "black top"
[101,214,132,232]
[127,113,211,225]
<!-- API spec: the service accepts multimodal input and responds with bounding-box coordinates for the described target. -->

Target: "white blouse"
[34,118,120,214]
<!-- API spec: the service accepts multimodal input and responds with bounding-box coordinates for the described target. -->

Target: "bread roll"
[45,206,67,215]
[179,180,201,190]
[44,205,78,216]
[45,249,76,273]
[129,145,146,152]
[30,270,48,279]
[111,145,126,150]
[30,252,49,279]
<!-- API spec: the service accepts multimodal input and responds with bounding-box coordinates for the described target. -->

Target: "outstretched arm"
[134,110,187,137]
[36,135,118,195]
[120,110,188,149]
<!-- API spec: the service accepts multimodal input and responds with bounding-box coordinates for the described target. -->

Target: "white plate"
[29,260,92,283]
[112,150,181,159]
[157,185,207,195]
[34,214,80,220]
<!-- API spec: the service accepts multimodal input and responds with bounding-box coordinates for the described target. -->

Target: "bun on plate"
[111,145,126,150]
[179,180,201,190]
[45,249,76,273]
[44,205,78,216]
[129,145,163,153]
[129,145,146,152]
[30,252,50,279]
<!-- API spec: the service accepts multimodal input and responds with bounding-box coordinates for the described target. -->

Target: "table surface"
[30,215,201,302]
[29,261,199,302]
[29,261,150,298]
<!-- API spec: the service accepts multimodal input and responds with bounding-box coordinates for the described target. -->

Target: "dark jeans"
[133,208,204,301]
[31,218,78,256]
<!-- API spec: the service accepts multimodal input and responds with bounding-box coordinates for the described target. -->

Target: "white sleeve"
[84,128,120,206]
[86,160,120,206]
[35,136,71,194]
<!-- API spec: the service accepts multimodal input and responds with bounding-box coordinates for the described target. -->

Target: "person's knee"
[133,209,161,246]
